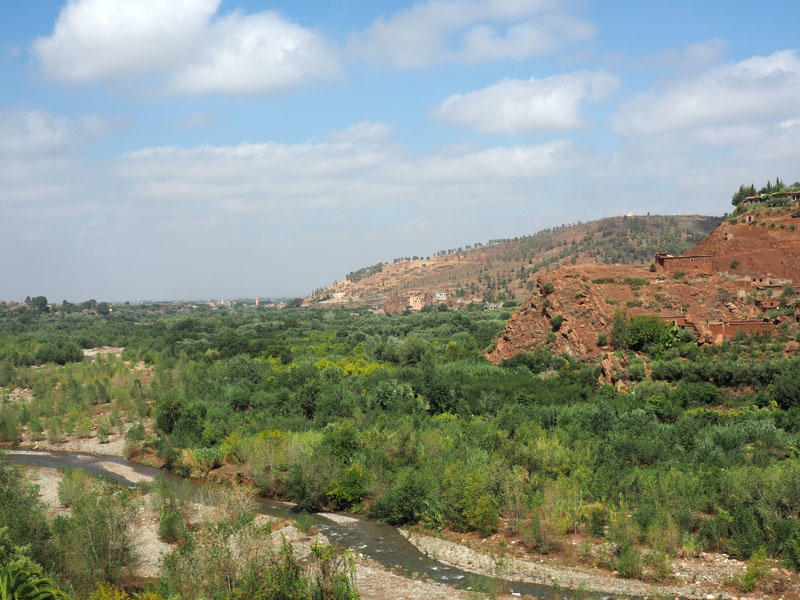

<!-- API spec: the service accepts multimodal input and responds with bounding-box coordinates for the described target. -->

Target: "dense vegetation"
[3,299,800,593]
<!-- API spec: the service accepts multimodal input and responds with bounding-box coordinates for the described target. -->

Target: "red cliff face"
[688,209,800,280]
[487,205,800,362]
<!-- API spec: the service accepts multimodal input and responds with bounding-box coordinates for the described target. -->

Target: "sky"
[2,0,800,302]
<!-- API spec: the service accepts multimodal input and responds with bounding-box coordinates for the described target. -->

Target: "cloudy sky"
[2,0,799,301]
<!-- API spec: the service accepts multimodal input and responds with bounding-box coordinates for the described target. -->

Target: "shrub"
[628,358,646,381]
[370,468,433,526]
[586,505,609,537]
[326,461,368,509]
[522,512,552,554]
[296,511,315,534]
[771,361,800,409]
[0,461,52,567]
[616,546,642,578]
[53,474,137,593]
[626,315,669,354]
[740,547,769,592]
[596,332,608,346]
[611,307,629,348]
[286,460,330,513]
[730,260,739,270]
[645,550,672,581]
[549,315,564,332]
[158,509,186,543]
[97,423,110,443]
[542,282,555,295]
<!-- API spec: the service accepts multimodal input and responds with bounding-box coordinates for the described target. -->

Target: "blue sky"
[1,0,799,301]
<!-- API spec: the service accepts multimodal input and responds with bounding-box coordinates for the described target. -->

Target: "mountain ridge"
[306,214,720,312]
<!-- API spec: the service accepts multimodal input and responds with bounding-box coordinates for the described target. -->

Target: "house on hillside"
[654,253,713,275]
[408,293,427,311]
[434,291,448,301]
[751,276,793,289]
[756,298,780,310]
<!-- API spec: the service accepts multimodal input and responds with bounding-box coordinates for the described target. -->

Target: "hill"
[306,215,720,312]
[488,202,800,363]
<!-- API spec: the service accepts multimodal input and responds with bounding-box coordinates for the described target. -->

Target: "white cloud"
[167,11,340,95]
[0,108,98,215]
[324,121,395,143]
[34,0,218,82]
[34,0,340,95]
[348,0,595,68]
[113,123,576,211]
[614,49,800,136]
[0,108,73,155]
[433,71,618,133]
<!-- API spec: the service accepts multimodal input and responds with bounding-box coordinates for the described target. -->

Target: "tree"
[771,361,800,409]
[731,184,756,206]
[611,307,629,349]
[96,302,110,316]
[26,297,48,314]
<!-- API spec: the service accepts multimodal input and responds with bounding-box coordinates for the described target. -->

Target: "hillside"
[307,215,720,312]
[488,202,800,362]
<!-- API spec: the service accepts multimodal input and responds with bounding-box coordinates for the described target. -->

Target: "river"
[5,448,622,599]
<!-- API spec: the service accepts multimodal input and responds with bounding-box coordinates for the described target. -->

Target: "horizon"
[3,211,720,303]
[2,1,799,301]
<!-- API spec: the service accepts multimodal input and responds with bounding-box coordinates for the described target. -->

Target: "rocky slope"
[691,204,800,279]
[488,203,800,362]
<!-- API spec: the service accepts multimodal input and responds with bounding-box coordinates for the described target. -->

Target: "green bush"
[53,473,137,593]
[370,468,434,526]
[740,547,769,592]
[615,546,642,578]
[157,509,185,543]
[295,511,315,534]
[549,315,564,332]
[0,460,52,567]
[287,460,330,512]
[587,506,609,537]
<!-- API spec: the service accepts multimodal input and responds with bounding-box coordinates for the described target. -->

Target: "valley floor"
[12,429,800,600]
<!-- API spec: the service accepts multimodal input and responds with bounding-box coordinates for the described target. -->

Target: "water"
[4,448,626,599]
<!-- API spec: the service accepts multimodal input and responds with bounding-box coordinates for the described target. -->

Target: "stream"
[5,448,620,599]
